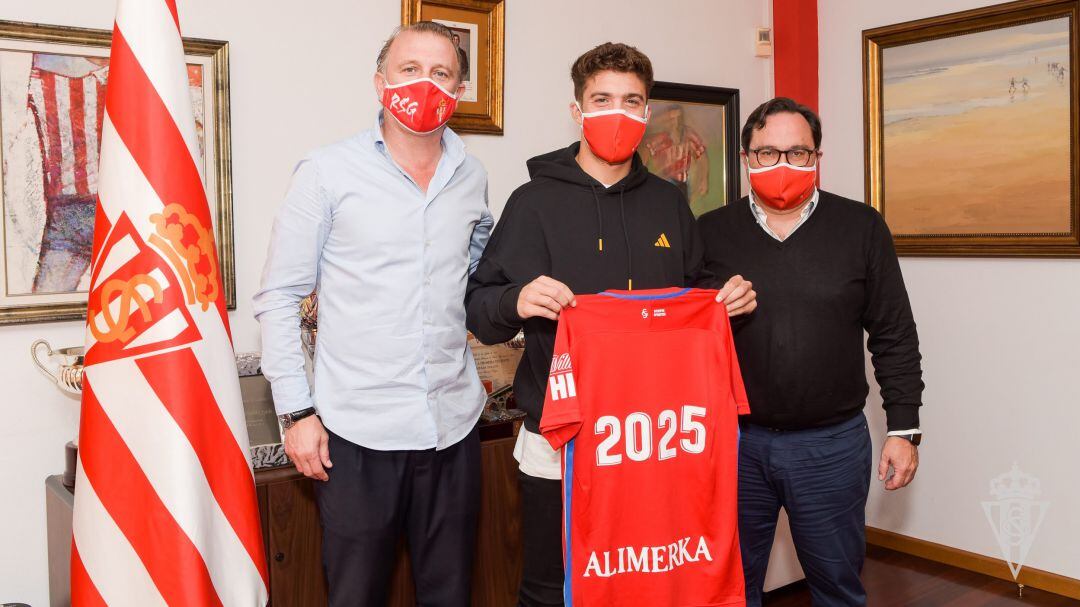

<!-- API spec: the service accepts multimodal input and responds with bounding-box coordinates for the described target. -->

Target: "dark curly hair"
[571,42,654,101]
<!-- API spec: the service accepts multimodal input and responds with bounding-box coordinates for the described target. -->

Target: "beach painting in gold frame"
[864,0,1080,257]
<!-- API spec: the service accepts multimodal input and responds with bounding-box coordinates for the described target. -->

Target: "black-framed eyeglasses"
[749,147,818,167]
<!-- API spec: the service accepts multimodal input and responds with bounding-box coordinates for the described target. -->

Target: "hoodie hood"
[526,141,650,191]
[524,141,653,290]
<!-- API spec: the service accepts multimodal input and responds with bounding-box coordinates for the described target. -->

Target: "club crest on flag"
[84,210,206,364]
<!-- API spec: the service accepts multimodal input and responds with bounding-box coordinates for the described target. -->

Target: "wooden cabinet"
[45,425,521,606]
[256,426,522,606]
[256,466,329,605]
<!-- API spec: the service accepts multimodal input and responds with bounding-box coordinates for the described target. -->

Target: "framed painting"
[403,0,505,135]
[641,81,741,217]
[0,20,234,325]
[864,0,1080,257]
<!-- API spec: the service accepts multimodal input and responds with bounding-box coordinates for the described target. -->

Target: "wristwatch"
[893,432,922,446]
[278,407,317,430]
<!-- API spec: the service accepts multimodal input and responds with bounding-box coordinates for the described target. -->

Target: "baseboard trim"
[865,526,1080,600]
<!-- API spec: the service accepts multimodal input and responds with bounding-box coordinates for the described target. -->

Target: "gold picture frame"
[402,0,505,135]
[0,19,234,324]
[863,0,1080,257]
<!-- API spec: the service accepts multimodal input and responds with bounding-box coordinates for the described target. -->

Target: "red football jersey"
[541,287,750,607]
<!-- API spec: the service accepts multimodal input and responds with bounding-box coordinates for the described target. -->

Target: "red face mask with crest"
[381,77,458,134]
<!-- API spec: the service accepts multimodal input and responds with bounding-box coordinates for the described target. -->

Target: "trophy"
[31,339,84,489]
[300,292,318,360]
[31,339,84,393]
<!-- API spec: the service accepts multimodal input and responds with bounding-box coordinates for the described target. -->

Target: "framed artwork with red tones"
[0,19,234,324]
[641,81,741,217]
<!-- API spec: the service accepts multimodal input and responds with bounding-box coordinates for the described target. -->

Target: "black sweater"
[698,191,924,432]
[465,143,713,432]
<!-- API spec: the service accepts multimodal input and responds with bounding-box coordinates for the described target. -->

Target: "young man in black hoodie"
[465,42,757,606]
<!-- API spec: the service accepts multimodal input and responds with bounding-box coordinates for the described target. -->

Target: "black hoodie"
[465,142,714,432]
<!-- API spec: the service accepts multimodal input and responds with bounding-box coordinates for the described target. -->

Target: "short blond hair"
[376,21,468,81]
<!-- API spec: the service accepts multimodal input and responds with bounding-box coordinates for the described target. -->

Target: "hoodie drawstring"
[618,186,633,290]
[590,184,604,252]
[592,183,634,291]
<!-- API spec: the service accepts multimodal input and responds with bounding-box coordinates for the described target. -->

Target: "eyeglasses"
[748,147,818,167]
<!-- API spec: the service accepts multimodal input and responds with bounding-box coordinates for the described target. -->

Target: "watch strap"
[279,407,317,428]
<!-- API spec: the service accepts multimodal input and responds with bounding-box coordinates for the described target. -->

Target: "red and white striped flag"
[71,0,268,604]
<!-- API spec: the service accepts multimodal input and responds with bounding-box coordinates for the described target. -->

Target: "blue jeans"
[738,412,872,607]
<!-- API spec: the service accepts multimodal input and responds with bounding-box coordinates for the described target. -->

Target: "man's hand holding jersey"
[517,276,578,321]
[715,275,756,316]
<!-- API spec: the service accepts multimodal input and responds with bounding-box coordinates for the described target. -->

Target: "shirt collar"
[371,110,466,165]
[748,189,820,242]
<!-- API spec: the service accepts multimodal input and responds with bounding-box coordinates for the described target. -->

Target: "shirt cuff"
[269,379,315,417]
[886,428,921,436]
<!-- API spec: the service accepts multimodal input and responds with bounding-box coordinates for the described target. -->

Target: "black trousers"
[517,472,565,607]
[315,427,480,607]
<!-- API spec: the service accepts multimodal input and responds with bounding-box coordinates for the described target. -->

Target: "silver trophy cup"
[31,339,84,489]
[31,339,85,394]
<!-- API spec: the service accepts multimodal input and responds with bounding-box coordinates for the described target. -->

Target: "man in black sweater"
[466,43,757,606]
[699,97,924,607]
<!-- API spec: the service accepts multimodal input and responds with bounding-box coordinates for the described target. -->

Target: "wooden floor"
[764,545,1079,606]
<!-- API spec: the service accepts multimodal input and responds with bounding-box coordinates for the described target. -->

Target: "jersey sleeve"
[539,310,583,450]
[721,313,751,415]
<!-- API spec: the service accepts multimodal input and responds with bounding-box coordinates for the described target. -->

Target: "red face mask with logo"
[381,77,458,134]
[747,162,817,211]
[578,104,650,164]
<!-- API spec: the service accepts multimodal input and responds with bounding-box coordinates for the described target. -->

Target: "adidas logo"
[654,233,671,248]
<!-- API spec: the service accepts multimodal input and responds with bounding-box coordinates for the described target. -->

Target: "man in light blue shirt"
[253,21,491,606]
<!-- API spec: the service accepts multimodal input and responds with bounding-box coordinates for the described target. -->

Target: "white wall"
[819,0,1080,580]
[0,1,774,604]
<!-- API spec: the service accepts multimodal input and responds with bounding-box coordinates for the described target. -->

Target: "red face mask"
[579,105,650,164]
[747,162,817,211]
[381,77,458,134]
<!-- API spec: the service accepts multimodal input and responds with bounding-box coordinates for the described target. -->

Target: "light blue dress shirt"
[253,112,493,451]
